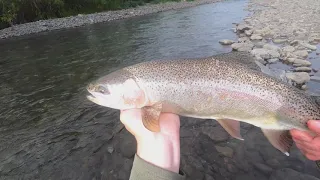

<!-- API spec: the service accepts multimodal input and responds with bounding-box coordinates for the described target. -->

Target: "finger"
[292,137,305,144]
[295,143,310,154]
[120,109,146,136]
[296,141,320,157]
[120,109,140,125]
[159,113,180,135]
[296,141,320,152]
[290,129,313,142]
[307,120,320,135]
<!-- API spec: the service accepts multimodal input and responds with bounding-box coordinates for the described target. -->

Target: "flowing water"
[0,0,319,179]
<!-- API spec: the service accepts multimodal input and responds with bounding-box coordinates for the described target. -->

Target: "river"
[0,0,319,179]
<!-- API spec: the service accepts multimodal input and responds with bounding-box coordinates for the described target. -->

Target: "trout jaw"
[86,78,148,110]
[86,93,103,106]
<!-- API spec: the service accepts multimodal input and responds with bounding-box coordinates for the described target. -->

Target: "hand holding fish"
[120,109,181,173]
[87,52,320,170]
[291,120,320,161]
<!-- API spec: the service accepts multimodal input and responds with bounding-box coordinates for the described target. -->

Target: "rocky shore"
[220,0,320,91]
[0,0,221,40]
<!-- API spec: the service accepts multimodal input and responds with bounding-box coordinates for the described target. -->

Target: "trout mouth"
[86,92,97,103]
[87,94,96,100]
[86,83,98,102]
[86,86,98,102]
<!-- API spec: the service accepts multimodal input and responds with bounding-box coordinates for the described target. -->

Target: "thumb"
[307,120,320,135]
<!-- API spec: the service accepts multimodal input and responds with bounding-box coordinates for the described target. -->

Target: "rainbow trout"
[86,52,320,158]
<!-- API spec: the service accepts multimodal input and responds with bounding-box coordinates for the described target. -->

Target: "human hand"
[120,109,181,173]
[290,120,320,161]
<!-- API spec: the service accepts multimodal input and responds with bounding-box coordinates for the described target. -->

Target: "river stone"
[295,45,308,51]
[253,163,273,175]
[281,51,297,60]
[254,27,272,36]
[245,29,253,36]
[201,126,229,142]
[273,38,287,44]
[293,59,312,66]
[107,145,114,154]
[236,23,252,32]
[238,37,250,43]
[205,174,215,180]
[282,46,295,52]
[286,72,310,84]
[231,42,254,52]
[294,67,312,72]
[287,58,311,66]
[227,164,238,173]
[293,61,312,67]
[254,41,265,48]
[263,44,280,52]
[269,168,320,180]
[250,34,263,40]
[219,39,235,45]
[301,84,307,90]
[251,48,280,60]
[267,58,279,63]
[290,40,301,46]
[293,50,309,58]
[314,36,320,42]
[119,131,136,158]
[299,42,317,50]
[215,146,234,158]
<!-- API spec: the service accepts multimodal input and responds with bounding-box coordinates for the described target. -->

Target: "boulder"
[251,48,280,60]
[219,39,235,45]
[231,42,254,52]
[250,34,263,40]
[286,72,310,84]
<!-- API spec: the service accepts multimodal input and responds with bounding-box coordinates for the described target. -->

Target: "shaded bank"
[0,0,221,39]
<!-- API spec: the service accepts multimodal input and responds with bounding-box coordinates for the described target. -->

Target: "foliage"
[0,0,183,29]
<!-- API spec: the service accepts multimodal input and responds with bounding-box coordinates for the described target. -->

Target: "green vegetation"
[0,0,185,29]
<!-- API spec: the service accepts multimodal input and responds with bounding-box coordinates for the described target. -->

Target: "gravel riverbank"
[220,0,320,92]
[0,0,221,39]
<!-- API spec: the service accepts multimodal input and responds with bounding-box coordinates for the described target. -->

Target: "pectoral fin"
[141,103,162,132]
[217,119,244,140]
[261,129,293,156]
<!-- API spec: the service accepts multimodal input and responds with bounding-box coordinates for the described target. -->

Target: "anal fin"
[261,129,293,156]
[141,103,162,132]
[217,119,244,140]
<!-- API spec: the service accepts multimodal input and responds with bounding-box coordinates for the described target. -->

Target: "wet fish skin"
[87,52,320,156]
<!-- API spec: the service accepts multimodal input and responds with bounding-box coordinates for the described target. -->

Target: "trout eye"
[96,85,110,95]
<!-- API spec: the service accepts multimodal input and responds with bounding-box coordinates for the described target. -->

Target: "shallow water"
[0,0,248,179]
[0,0,319,179]
[0,0,248,129]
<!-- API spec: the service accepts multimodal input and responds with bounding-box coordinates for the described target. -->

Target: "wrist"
[136,134,180,173]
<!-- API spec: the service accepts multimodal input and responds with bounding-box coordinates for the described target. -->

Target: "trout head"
[86,69,147,110]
